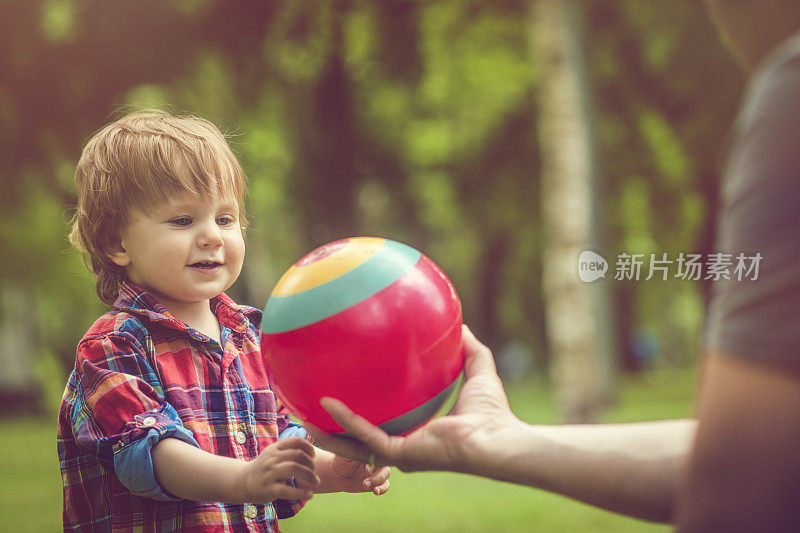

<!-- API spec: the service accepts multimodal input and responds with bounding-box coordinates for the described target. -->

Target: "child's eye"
[217,216,235,226]
[170,217,192,226]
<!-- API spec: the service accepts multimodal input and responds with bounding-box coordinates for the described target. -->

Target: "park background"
[0,0,744,531]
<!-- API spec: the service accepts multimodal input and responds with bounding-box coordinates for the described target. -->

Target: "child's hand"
[330,455,391,495]
[241,437,320,502]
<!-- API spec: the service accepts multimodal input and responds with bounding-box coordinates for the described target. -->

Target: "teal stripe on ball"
[375,375,460,435]
[262,239,422,334]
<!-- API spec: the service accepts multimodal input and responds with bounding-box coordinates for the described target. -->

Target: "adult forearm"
[467,418,696,522]
[152,437,248,503]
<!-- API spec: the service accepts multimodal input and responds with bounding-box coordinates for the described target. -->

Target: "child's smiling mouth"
[188,261,223,270]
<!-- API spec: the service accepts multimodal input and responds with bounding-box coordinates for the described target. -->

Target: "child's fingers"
[289,464,321,490]
[269,483,314,502]
[266,462,318,488]
[276,436,316,457]
[372,479,390,495]
[363,466,390,492]
[276,448,316,470]
[368,466,390,486]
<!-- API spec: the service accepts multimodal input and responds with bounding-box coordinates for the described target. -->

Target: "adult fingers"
[461,325,499,379]
[320,397,392,464]
[305,421,372,463]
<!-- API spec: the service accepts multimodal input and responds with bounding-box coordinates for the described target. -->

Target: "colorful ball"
[261,237,464,435]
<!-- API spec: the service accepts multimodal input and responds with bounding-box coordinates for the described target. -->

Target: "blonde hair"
[69,110,248,306]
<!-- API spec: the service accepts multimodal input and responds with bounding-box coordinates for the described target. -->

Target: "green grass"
[284,367,697,533]
[0,366,697,532]
[0,417,62,532]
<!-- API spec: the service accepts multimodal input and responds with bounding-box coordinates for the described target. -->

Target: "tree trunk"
[293,5,359,248]
[532,0,614,423]
[0,284,41,414]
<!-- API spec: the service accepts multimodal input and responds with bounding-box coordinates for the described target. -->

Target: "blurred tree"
[0,0,284,408]
[533,0,613,422]
[0,0,745,419]
[586,1,742,370]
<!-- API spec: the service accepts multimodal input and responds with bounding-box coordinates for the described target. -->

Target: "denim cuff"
[274,422,310,518]
[113,406,200,501]
[278,423,308,441]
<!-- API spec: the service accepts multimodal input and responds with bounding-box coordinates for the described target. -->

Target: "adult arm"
[676,353,800,530]
[503,419,694,522]
[676,30,800,529]
[311,326,694,522]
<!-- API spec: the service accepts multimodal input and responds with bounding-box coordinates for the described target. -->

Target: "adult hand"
[307,325,522,476]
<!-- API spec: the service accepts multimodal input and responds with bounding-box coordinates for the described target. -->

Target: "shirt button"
[235,431,247,444]
[243,505,257,519]
[142,416,157,427]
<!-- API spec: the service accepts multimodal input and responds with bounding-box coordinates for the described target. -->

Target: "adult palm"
[307,326,522,476]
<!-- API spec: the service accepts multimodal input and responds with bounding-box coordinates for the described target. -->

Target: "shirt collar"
[113,281,251,339]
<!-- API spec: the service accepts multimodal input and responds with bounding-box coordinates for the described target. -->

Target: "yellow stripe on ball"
[271,237,386,296]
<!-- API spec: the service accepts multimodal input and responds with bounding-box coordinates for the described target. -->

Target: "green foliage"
[638,110,691,188]
[0,0,744,394]
[586,0,742,368]
[39,0,77,43]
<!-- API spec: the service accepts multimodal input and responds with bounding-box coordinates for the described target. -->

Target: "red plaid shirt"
[57,282,308,532]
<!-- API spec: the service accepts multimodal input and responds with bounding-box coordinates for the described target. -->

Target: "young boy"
[58,111,390,532]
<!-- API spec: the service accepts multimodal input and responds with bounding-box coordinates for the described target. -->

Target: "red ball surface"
[261,237,463,434]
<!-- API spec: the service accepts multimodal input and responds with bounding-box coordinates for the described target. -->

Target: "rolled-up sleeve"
[68,332,200,500]
[113,405,200,500]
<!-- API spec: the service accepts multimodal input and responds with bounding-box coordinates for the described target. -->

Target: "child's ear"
[106,241,131,267]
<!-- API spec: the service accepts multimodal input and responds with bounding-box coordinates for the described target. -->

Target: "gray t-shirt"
[705,30,800,371]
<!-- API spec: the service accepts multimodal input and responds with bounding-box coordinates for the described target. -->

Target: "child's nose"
[197,221,223,248]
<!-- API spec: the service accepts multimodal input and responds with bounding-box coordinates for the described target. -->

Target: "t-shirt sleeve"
[704,38,800,371]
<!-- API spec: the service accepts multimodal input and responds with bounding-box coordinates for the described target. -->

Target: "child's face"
[109,191,245,312]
